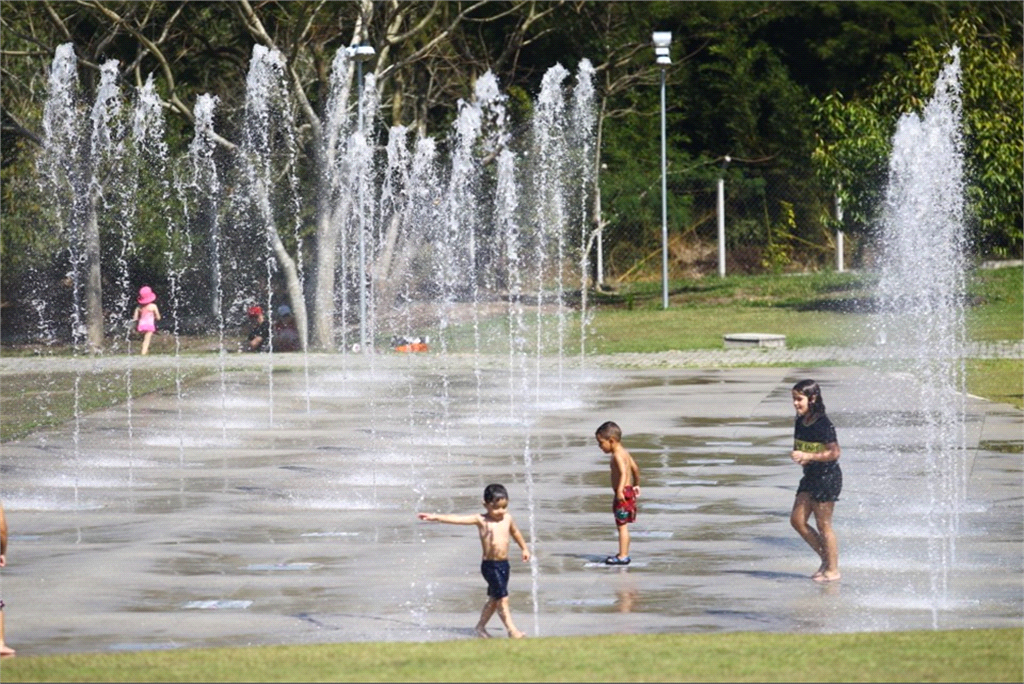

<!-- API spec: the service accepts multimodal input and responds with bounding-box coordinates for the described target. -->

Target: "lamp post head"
[346,44,376,62]
[652,31,672,65]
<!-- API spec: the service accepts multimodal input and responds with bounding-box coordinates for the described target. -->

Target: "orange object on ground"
[394,343,429,353]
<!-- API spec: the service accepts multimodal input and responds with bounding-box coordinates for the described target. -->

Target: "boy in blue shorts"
[418,483,531,638]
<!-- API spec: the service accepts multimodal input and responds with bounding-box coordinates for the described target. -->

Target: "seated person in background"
[246,306,269,352]
[274,304,300,352]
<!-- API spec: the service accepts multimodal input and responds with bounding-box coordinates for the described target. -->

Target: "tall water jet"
[238,45,310,420]
[871,47,968,626]
[182,94,229,440]
[529,64,570,398]
[570,60,597,365]
[83,59,126,351]
[497,149,527,417]
[135,73,185,468]
[449,75,493,429]
[38,47,129,505]
[35,44,81,346]
[37,43,85,506]
[312,47,355,354]
[377,124,413,339]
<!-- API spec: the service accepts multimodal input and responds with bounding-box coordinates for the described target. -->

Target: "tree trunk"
[268,227,307,351]
[84,190,104,351]
[310,200,337,350]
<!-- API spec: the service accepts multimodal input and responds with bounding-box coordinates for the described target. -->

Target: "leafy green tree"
[812,11,1023,257]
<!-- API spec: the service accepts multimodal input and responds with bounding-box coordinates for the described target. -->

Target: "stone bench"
[723,333,787,349]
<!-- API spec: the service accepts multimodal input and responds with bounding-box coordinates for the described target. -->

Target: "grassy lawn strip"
[588,267,1021,351]
[0,367,212,442]
[587,305,866,351]
[966,359,1024,409]
[2,628,1020,683]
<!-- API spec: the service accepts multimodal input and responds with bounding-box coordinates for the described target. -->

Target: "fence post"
[835,191,845,272]
[717,155,730,278]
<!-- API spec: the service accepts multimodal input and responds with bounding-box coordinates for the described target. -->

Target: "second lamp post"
[653,31,671,309]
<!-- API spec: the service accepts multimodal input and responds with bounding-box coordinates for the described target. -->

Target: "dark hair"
[792,379,826,418]
[595,421,622,441]
[483,483,509,504]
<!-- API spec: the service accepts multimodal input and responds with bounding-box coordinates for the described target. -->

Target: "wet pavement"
[0,352,1020,654]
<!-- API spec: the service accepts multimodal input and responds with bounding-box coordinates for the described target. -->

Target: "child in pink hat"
[132,286,161,355]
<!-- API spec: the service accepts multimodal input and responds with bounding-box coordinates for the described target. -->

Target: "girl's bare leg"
[475,599,497,638]
[791,493,826,575]
[496,597,525,638]
[141,332,153,355]
[811,500,840,581]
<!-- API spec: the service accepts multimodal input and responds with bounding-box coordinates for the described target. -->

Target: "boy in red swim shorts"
[596,421,640,565]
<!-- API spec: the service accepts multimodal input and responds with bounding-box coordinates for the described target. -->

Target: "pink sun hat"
[137,286,157,304]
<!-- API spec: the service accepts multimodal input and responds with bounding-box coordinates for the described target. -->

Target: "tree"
[812,11,1023,257]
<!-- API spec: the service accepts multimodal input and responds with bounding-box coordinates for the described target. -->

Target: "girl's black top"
[794,413,839,477]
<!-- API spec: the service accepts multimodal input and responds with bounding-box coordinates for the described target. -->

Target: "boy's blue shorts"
[480,559,511,599]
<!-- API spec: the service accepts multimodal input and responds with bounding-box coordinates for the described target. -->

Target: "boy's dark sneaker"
[604,555,630,566]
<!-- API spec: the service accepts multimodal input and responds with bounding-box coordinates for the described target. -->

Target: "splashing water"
[871,47,968,627]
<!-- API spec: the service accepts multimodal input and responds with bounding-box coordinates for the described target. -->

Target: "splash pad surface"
[1,354,1020,654]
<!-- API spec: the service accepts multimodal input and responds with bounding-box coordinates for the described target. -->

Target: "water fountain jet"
[869,46,969,628]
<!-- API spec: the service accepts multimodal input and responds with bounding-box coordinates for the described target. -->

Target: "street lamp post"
[347,44,375,352]
[653,31,671,309]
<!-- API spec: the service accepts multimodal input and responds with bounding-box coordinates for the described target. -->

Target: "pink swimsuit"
[137,307,156,333]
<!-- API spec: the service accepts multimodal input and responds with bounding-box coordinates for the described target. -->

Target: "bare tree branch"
[78,0,194,123]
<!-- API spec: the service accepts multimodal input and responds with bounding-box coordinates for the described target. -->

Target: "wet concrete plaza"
[0,353,1021,654]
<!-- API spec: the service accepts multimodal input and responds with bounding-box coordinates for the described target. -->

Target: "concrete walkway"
[0,352,1020,655]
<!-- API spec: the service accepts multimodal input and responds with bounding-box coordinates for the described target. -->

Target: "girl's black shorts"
[797,466,842,503]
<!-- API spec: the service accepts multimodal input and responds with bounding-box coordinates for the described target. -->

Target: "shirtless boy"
[596,421,640,565]
[418,483,531,638]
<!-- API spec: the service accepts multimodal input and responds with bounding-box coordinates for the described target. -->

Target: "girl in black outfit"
[789,379,842,582]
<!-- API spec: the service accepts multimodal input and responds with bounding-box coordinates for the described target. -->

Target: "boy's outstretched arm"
[509,517,531,562]
[417,512,481,526]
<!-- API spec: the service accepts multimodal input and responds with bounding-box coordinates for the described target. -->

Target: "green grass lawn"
[2,629,1020,683]
[438,267,1021,354]
[586,266,1022,352]
[0,367,210,442]
[966,265,1024,341]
